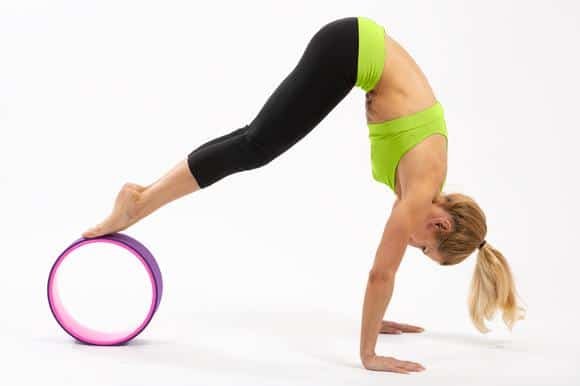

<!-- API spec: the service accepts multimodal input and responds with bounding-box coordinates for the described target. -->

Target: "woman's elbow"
[368,268,396,283]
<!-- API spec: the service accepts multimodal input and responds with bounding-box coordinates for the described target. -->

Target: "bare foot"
[82,182,148,238]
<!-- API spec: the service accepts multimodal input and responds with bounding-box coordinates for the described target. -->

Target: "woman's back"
[366,35,438,123]
[366,34,447,198]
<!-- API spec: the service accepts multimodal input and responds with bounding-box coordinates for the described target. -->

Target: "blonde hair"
[434,193,527,333]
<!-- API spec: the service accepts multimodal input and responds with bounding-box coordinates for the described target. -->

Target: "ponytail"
[468,242,527,333]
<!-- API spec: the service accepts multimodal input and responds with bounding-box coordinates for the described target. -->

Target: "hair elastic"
[478,239,486,249]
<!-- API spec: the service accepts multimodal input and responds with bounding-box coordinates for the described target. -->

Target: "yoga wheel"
[47,233,163,345]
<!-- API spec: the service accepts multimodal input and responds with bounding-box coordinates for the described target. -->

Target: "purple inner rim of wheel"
[47,233,163,345]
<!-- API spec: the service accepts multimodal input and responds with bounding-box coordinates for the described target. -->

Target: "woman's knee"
[241,130,278,168]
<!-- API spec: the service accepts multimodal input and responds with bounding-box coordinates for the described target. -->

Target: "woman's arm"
[360,191,431,373]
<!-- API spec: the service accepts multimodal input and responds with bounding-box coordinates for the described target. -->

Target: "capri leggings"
[187,17,359,188]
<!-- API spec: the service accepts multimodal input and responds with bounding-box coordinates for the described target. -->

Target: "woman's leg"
[82,159,199,238]
[187,17,358,188]
[82,17,358,238]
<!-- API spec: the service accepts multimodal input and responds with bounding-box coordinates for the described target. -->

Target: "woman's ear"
[429,216,451,232]
[432,216,452,232]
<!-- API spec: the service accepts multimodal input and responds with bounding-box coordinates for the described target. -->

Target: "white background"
[1,0,580,385]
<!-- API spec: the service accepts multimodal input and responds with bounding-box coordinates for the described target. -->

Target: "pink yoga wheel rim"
[47,232,163,345]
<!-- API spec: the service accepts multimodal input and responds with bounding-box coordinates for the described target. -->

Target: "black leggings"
[187,17,358,188]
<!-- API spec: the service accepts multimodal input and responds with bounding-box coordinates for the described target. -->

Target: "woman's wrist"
[360,350,376,362]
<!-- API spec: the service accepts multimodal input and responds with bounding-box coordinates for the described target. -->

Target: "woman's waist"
[367,100,446,137]
[366,89,439,125]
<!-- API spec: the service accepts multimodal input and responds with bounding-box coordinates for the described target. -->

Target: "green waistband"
[368,102,445,135]
[356,16,386,92]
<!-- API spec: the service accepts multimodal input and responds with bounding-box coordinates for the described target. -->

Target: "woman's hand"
[362,354,425,373]
[380,320,424,334]
[360,321,426,373]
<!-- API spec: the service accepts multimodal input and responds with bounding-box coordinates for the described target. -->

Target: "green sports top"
[367,103,448,193]
[356,16,448,194]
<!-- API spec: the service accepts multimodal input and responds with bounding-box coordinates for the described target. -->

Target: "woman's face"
[407,203,452,264]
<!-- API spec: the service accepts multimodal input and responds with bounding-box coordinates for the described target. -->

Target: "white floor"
[4,291,580,385]
[6,312,580,386]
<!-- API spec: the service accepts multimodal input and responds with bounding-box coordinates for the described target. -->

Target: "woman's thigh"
[246,17,358,160]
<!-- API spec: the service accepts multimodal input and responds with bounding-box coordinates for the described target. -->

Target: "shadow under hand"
[420,330,528,352]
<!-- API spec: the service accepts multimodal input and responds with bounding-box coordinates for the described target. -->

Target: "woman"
[82,17,526,373]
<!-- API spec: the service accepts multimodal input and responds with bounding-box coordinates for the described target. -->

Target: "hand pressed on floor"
[363,355,426,373]
[380,320,424,334]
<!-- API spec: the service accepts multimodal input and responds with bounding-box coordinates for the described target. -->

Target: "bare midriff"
[365,34,438,124]
[366,34,447,199]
